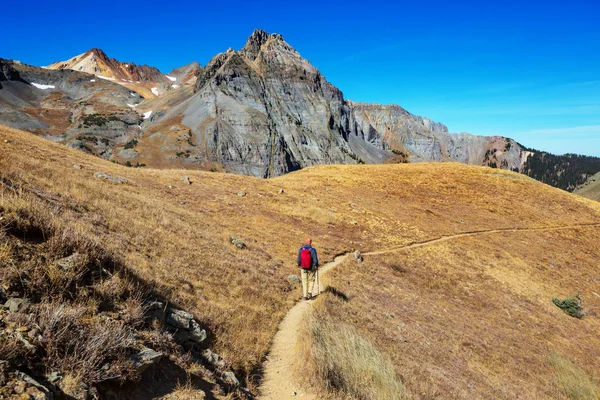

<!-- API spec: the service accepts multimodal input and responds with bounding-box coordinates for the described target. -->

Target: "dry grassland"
[2,124,600,397]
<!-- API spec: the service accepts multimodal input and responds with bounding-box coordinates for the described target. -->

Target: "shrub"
[37,302,137,384]
[124,139,138,150]
[553,293,584,319]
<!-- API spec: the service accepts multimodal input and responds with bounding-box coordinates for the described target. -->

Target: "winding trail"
[257,223,600,399]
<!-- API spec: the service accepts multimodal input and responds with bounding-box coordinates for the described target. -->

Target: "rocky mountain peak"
[241,29,286,60]
[86,48,109,59]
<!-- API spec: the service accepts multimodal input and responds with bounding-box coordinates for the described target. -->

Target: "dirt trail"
[259,254,349,399]
[257,223,600,399]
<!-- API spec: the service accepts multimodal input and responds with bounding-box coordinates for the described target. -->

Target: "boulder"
[55,253,84,271]
[237,191,246,197]
[4,298,30,313]
[166,308,193,330]
[230,236,247,249]
[353,250,363,263]
[202,349,225,369]
[181,176,191,185]
[130,347,162,374]
[222,371,240,386]
[93,172,127,184]
[189,320,207,343]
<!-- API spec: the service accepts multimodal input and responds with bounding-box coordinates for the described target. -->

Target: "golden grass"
[298,303,410,399]
[2,124,600,396]
[550,354,600,400]
[319,228,600,399]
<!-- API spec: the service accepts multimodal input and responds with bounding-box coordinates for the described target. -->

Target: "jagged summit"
[240,29,288,59]
[47,48,169,84]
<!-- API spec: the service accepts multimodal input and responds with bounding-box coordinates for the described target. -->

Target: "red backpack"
[300,247,313,269]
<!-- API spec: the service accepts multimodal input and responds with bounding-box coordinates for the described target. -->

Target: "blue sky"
[3,0,599,156]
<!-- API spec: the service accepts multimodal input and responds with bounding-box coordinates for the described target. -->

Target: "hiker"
[297,237,319,300]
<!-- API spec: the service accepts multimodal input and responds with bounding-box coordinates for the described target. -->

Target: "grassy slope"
[2,125,600,397]
[575,172,600,201]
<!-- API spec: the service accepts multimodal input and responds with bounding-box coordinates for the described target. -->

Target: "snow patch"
[165,75,176,82]
[125,64,129,67]
[143,111,152,120]
[90,79,96,82]
[98,75,115,81]
[127,104,136,108]
[31,83,55,90]
[151,87,159,96]
[171,84,179,88]
[130,92,137,96]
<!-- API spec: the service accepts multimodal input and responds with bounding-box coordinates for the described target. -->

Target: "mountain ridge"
[2,29,599,188]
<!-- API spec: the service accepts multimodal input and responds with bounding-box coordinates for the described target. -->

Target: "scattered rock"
[350,221,358,225]
[287,274,300,284]
[15,332,36,352]
[55,253,84,271]
[189,320,207,343]
[291,391,297,396]
[147,300,164,311]
[168,185,174,189]
[182,176,191,185]
[166,308,194,330]
[130,347,162,374]
[46,372,62,384]
[93,172,127,184]
[353,250,363,263]
[202,349,226,369]
[4,298,30,313]
[230,236,247,249]
[237,191,246,197]
[222,371,239,386]
[350,203,357,208]
[72,164,82,169]
[278,189,284,194]
[3,139,9,143]
[15,372,53,399]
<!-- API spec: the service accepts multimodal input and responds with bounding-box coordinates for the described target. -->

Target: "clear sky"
[3,0,599,156]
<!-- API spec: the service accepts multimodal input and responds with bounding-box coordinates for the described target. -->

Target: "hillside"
[1,125,600,398]
[521,150,600,192]
[574,171,600,201]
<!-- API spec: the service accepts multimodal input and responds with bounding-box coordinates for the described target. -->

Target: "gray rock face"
[147,30,524,176]
[350,102,525,170]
